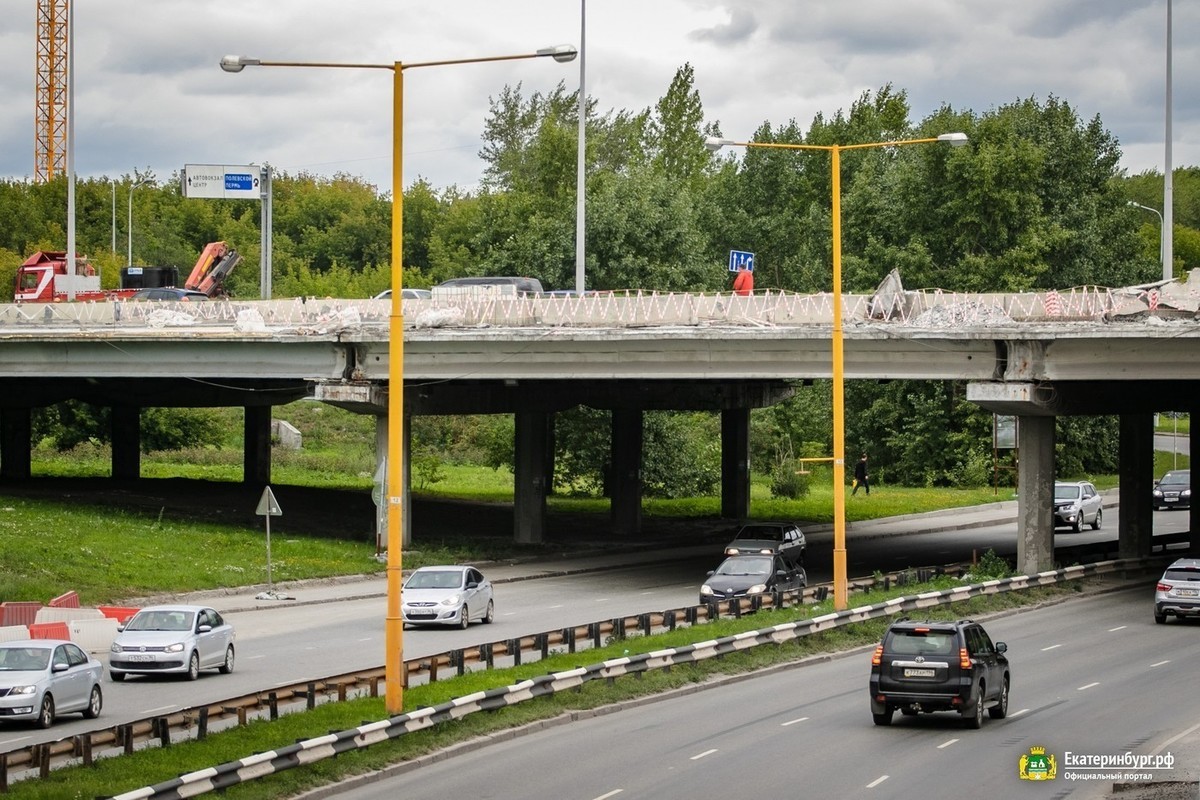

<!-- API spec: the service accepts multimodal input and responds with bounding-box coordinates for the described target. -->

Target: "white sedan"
[0,640,104,728]
[109,605,235,681]
[401,566,495,629]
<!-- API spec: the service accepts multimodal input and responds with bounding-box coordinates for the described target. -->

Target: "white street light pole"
[574,0,587,295]
[1163,0,1174,282]
[1128,201,1166,274]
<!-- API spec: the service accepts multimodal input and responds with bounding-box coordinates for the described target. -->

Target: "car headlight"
[165,643,185,653]
[9,685,37,696]
[1182,489,1192,498]
[440,593,463,607]
[1153,489,1164,498]
[748,583,767,594]
[700,584,713,595]
[725,548,739,555]
[110,643,122,654]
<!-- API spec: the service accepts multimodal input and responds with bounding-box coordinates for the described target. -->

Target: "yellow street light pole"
[220,44,577,714]
[705,132,967,610]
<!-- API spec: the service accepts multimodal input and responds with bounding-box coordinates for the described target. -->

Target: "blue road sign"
[728,249,755,272]
[225,173,256,192]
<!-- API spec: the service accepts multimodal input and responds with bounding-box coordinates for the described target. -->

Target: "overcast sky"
[1,1,1195,196]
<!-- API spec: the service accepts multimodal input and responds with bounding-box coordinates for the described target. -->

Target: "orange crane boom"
[34,0,69,183]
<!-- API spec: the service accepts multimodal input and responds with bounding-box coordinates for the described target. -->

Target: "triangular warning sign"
[255,486,283,516]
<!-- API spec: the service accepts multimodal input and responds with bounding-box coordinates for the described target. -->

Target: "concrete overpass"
[0,274,1197,574]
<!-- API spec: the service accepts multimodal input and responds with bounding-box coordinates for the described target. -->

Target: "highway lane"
[0,507,1188,754]
[332,585,1200,800]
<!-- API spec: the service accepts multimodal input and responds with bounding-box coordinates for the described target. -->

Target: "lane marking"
[1151,660,1170,667]
[1011,708,1030,717]
[141,705,177,714]
[690,749,718,761]
[547,604,564,609]
[1108,625,1127,632]
[0,736,31,746]
[594,598,610,602]
[245,654,265,660]
[1078,682,1100,691]
[1041,644,1062,651]
[937,738,959,749]
[357,637,372,642]
[592,791,623,800]
[639,591,655,596]
[781,716,809,727]
[867,776,889,788]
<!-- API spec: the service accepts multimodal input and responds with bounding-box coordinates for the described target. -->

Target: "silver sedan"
[401,566,495,629]
[0,640,103,728]
[109,605,235,681]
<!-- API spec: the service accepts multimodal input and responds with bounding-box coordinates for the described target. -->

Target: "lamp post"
[705,132,968,610]
[127,177,152,267]
[220,44,577,715]
[1128,201,1167,278]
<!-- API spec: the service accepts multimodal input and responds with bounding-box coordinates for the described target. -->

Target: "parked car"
[0,640,103,728]
[109,605,235,682]
[373,288,432,300]
[1053,481,1103,532]
[869,618,1009,729]
[1154,558,1200,624]
[699,554,806,606]
[1152,469,1191,511]
[432,276,544,297]
[723,521,806,565]
[129,287,210,301]
[401,566,494,629]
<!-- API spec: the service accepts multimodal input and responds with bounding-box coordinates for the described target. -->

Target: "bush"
[771,460,811,500]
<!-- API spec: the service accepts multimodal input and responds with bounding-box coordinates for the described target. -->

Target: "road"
[0,505,1190,756]
[332,585,1200,800]
[1156,432,1191,460]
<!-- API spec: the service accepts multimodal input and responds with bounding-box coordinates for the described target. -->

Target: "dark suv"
[869,619,1010,729]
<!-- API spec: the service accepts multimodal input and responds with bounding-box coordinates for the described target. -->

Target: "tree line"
[2,67,1195,492]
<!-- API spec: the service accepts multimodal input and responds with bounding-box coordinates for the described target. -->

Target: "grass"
[0,573,1095,800]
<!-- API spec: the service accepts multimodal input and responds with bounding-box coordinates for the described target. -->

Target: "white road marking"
[639,591,655,595]
[358,637,373,642]
[502,612,517,616]
[245,654,265,660]
[141,705,177,714]
[594,598,610,602]
[1108,625,1127,632]
[781,716,809,727]
[0,736,31,746]
[592,791,623,800]
[1011,708,1030,717]
[547,604,564,609]
[1078,682,1100,691]
[690,749,718,761]
[1041,644,1062,651]
[1151,660,1171,667]
[867,775,889,788]
[937,738,959,749]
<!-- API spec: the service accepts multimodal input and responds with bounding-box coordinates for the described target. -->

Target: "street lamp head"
[705,136,736,152]
[537,44,578,63]
[936,132,969,147]
[220,55,261,73]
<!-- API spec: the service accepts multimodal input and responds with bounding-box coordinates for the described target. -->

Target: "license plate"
[1177,589,1198,598]
[903,668,936,678]
[126,654,153,662]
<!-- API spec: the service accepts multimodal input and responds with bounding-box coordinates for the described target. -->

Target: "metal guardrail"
[104,557,1164,800]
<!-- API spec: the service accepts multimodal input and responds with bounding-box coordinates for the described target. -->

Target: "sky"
[1,1,1196,196]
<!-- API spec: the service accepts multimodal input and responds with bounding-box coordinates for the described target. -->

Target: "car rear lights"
[1157,582,1172,592]
[959,648,971,669]
[871,645,883,666]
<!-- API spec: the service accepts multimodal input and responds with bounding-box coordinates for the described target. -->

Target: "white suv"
[1053,481,1102,532]
[1154,559,1200,624]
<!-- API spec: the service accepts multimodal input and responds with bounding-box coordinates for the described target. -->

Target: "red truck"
[13,242,241,303]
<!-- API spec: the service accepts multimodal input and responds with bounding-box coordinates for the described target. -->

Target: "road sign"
[182,164,263,199]
[255,485,283,516]
[728,249,755,272]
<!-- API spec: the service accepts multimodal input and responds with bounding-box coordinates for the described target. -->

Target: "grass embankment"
[1,574,1093,800]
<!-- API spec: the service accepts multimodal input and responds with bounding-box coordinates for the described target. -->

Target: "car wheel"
[37,694,55,729]
[1155,610,1168,624]
[109,670,126,683]
[1071,516,1082,533]
[963,686,985,729]
[989,677,1009,719]
[218,645,235,674]
[872,709,894,726]
[83,685,102,719]
[458,607,470,630]
[483,600,495,624]
[186,651,200,681]
[1091,508,1102,530]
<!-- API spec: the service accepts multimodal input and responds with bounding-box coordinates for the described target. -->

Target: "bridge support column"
[611,409,643,537]
[111,406,141,480]
[243,406,271,486]
[0,408,32,480]
[721,408,751,520]
[1119,414,1155,559]
[374,413,412,549]
[1191,402,1199,556]
[1016,414,1055,575]
[514,412,549,544]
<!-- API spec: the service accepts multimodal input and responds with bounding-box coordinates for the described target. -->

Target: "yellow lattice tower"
[34,0,68,182]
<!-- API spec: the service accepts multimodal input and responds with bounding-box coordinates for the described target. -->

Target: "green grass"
[0,574,1092,800]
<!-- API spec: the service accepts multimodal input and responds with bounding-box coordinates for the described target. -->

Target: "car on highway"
[699,554,806,606]
[1152,469,1191,511]
[129,287,210,301]
[432,276,544,297]
[1154,558,1200,624]
[723,521,806,565]
[0,640,103,728]
[869,618,1009,729]
[1053,480,1103,532]
[373,288,432,300]
[109,605,235,682]
[401,566,494,629]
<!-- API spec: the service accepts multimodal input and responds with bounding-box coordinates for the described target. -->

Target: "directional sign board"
[728,249,755,272]
[182,164,262,200]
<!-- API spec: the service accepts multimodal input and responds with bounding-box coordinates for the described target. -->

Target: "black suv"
[869,619,1010,729]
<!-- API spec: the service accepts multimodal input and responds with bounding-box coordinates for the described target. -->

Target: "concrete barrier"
[35,606,103,624]
[0,625,30,643]
[68,618,120,653]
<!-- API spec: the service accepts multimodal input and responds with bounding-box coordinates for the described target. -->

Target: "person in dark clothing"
[852,453,870,495]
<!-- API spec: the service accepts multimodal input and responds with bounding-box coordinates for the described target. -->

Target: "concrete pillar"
[243,406,271,486]
[1016,414,1055,575]
[1117,414,1155,559]
[374,413,412,549]
[0,408,32,480]
[514,411,549,544]
[111,406,141,480]
[611,409,643,537]
[1190,403,1199,556]
[721,408,751,519]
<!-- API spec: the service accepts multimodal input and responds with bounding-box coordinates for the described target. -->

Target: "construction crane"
[34,0,68,182]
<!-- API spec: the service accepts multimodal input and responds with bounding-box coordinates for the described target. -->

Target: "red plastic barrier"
[99,606,139,624]
[27,621,70,640]
[0,602,44,628]
[48,591,80,608]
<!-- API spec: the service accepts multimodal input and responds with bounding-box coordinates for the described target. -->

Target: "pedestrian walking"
[852,453,870,495]
[732,265,754,296]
